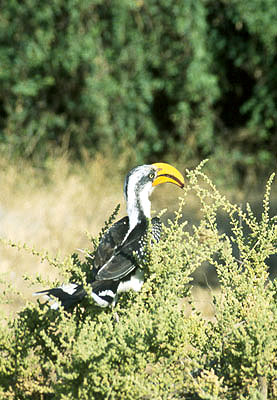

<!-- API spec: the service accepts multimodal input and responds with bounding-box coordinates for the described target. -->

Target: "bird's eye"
[148,172,155,180]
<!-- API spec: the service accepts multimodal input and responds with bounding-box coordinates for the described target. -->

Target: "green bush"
[206,0,277,174]
[0,162,276,399]
[1,1,276,174]
[0,0,218,163]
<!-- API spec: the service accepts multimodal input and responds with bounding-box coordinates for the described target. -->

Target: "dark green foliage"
[206,0,277,173]
[0,163,276,399]
[0,1,276,174]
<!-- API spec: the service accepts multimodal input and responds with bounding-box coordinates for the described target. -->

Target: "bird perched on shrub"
[35,163,184,310]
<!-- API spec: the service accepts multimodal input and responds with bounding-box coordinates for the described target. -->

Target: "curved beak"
[152,162,184,188]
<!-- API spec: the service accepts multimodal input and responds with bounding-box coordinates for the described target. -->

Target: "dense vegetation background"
[1,0,276,181]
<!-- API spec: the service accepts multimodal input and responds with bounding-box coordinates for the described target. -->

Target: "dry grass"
[0,156,122,315]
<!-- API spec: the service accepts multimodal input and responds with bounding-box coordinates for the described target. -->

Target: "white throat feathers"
[124,165,155,232]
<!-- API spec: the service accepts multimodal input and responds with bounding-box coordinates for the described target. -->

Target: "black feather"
[92,216,129,278]
[95,217,161,281]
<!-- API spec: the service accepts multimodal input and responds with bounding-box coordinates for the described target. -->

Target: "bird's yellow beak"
[152,162,184,188]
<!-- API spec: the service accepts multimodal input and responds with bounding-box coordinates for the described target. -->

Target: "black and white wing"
[34,216,161,310]
[94,217,162,281]
[92,216,130,278]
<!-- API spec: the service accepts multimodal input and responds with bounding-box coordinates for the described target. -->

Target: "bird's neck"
[126,188,151,231]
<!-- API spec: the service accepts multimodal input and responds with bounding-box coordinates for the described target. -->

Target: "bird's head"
[124,163,184,225]
[124,162,184,199]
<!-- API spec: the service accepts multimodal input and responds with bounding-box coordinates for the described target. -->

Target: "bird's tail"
[34,280,120,310]
[34,283,87,310]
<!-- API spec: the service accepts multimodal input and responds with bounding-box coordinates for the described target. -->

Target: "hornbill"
[35,163,184,310]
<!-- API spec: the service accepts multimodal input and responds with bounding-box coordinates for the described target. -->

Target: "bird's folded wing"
[92,216,130,275]
[95,219,150,281]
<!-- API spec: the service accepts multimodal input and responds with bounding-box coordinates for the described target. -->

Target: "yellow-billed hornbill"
[35,163,184,310]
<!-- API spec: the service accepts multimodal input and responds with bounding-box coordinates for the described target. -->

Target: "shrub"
[0,162,276,399]
[206,0,277,175]
[1,1,276,175]
[0,0,218,163]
